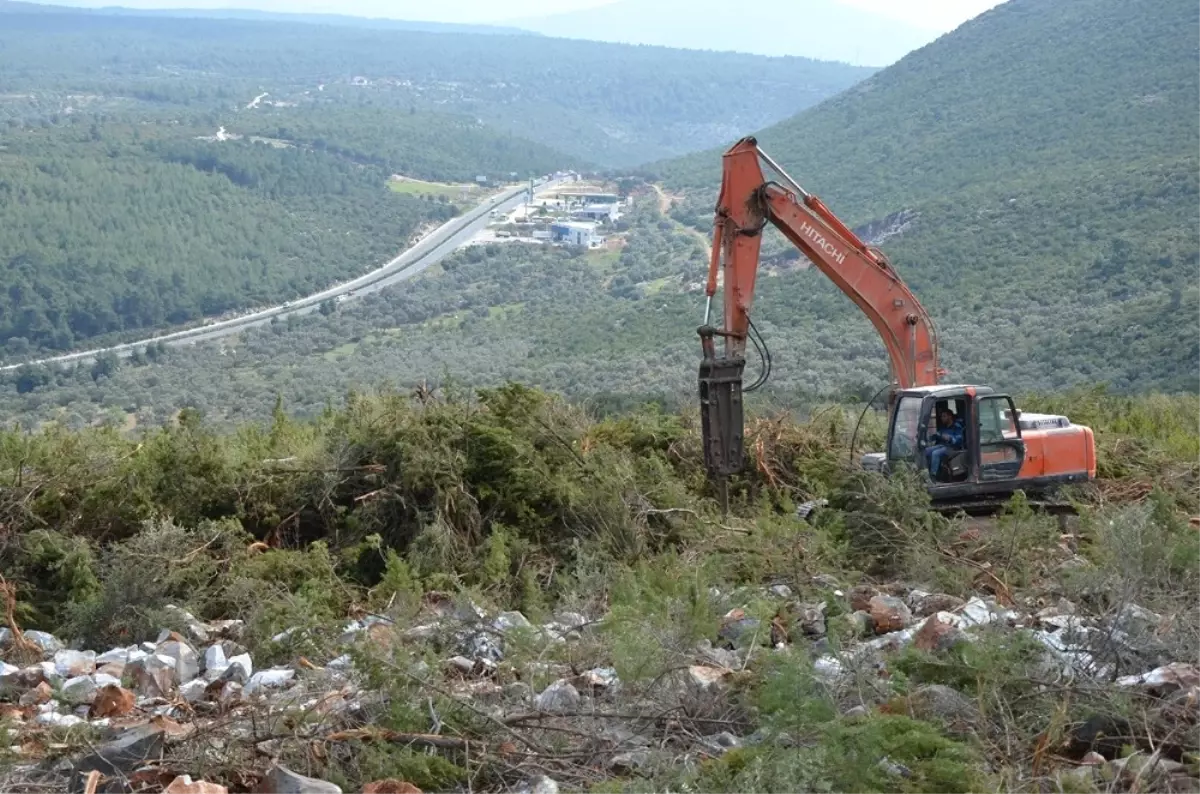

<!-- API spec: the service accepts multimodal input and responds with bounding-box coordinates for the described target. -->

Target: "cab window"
[889,396,923,461]
[979,397,1018,445]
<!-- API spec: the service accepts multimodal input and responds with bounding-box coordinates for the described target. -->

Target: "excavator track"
[930,497,1078,518]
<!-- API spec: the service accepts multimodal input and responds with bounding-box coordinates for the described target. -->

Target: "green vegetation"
[650,0,1198,394]
[0,201,707,427]
[0,109,564,356]
[0,1,871,357]
[1,383,1195,790]
[0,4,872,167]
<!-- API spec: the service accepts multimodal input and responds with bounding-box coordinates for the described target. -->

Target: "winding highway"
[0,177,561,372]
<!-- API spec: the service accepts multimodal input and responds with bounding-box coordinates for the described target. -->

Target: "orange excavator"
[697,137,1096,514]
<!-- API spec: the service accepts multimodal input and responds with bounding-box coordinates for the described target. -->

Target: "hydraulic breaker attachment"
[697,325,746,494]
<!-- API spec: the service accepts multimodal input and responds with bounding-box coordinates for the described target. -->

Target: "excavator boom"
[697,136,942,481]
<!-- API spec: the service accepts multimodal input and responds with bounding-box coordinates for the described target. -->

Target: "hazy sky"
[59,0,1007,31]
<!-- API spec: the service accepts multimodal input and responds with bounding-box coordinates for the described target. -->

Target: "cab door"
[975,394,1025,481]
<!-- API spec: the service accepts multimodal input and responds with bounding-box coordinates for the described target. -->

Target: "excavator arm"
[697,136,944,482]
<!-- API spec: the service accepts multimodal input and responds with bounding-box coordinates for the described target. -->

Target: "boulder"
[913,613,968,653]
[493,611,532,632]
[96,646,132,665]
[129,654,177,699]
[203,645,228,680]
[223,653,253,684]
[89,684,136,719]
[685,665,731,694]
[181,679,209,703]
[244,668,295,696]
[848,585,879,612]
[72,722,167,788]
[868,595,912,634]
[534,680,580,714]
[24,630,63,656]
[718,609,762,648]
[157,640,200,684]
[572,667,619,694]
[54,650,96,678]
[61,675,99,705]
[796,602,828,638]
[20,681,53,707]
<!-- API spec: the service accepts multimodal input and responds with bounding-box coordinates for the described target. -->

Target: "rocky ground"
[1,579,1196,793]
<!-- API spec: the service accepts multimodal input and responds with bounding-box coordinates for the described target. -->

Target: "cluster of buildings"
[483,184,627,249]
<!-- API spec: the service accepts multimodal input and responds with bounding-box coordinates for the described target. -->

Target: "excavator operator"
[926,406,964,479]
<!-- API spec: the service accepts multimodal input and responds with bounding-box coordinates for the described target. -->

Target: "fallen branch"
[326,729,477,752]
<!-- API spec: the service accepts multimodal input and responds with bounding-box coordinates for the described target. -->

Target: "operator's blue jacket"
[936,418,964,447]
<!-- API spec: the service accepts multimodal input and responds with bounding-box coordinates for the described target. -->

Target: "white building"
[550,221,602,248]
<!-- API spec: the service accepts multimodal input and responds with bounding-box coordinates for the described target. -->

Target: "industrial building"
[550,221,603,248]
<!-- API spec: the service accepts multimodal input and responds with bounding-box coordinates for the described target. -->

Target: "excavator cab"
[881,385,1028,490]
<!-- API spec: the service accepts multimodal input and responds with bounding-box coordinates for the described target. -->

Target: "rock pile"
[0,584,1195,793]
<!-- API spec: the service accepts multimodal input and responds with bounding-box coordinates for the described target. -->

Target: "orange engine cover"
[1017,425,1096,480]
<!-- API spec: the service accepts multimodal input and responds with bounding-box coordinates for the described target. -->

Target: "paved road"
[1,178,561,372]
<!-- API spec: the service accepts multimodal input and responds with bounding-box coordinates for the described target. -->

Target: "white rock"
[60,676,98,705]
[534,680,580,714]
[957,597,1016,628]
[224,653,253,684]
[578,667,619,690]
[445,656,476,676]
[0,627,10,647]
[96,646,133,665]
[769,584,794,599]
[129,653,178,698]
[554,612,588,630]
[271,628,297,644]
[54,650,96,678]
[685,665,730,693]
[157,640,200,683]
[905,589,932,608]
[0,662,18,678]
[35,712,83,728]
[327,655,353,671]
[866,628,916,652]
[813,655,844,683]
[126,648,149,666]
[23,631,63,656]
[165,605,210,643]
[37,661,62,686]
[528,775,559,794]
[494,611,532,632]
[401,624,440,641]
[244,668,295,696]
[93,673,121,689]
[180,679,209,703]
[203,645,228,680]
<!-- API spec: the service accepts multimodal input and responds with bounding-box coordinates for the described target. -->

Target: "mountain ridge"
[0,0,537,35]
[652,0,1198,394]
[506,0,945,66]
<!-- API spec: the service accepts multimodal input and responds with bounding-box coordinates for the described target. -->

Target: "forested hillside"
[0,111,566,354]
[0,4,873,166]
[652,0,1199,395]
